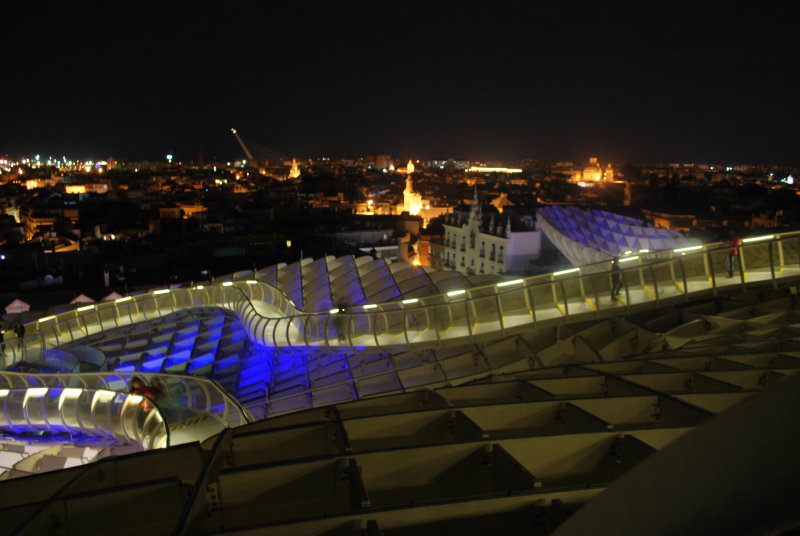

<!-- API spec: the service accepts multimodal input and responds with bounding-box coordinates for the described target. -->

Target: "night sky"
[3,2,799,164]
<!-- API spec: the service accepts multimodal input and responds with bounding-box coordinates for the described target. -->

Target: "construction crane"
[230,128,256,163]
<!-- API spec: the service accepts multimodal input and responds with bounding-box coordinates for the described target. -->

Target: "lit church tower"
[288,158,301,179]
[403,160,422,215]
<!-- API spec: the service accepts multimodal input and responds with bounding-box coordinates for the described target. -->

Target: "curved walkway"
[6,232,799,357]
[0,232,798,458]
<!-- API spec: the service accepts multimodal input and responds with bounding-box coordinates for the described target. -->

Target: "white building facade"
[442,203,543,276]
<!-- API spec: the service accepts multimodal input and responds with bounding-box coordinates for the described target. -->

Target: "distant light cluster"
[466,166,523,173]
[0,155,111,174]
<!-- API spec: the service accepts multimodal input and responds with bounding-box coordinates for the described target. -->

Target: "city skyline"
[3,3,799,164]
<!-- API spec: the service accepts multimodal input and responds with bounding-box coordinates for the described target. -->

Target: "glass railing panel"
[242,314,262,345]
[80,389,103,430]
[43,387,64,427]
[61,317,83,339]
[176,288,195,307]
[5,390,27,428]
[118,394,145,443]
[648,260,679,300]
[429,303,452,340]
[374,310,408,347]
[348,312,373,345]
[23,388,48,426]
[288,316,309,348]
[104,391,133,438]
[302,315,326,348]
[679,253,712,293]
[116,301,139,324]
[528,281,561,321]
[141,409,169,449]
[778,236,800,270]
[626,263,652,304]
[0,343,21,370]
[439,296,470,339]
[740,242,772,283]
[271,318,294,348]
[495,284,530,326]
[577,272,608,309]
[405,306,437,343]
[470,295,502,335]
[97,305,118,330]
[60,387,87,428]
[77,311,101,335]
[706,248,736,287]
[138,296,159,318]
[553,275,584,316]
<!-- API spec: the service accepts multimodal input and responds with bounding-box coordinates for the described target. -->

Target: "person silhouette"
[611,256,623,301]
[727,231,741,278]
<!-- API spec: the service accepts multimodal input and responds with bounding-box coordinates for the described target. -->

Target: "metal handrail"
[0,371,250,428]
[0,386,169,450]
[5,231,800,356]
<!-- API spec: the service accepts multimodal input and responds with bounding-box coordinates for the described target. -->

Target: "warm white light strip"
[447,290,466,297]
[329,308,341,314]
[115,296,132,303]
[153,289,170,295]
[639,249,650,253]
[246,280,258,284]
[77,305,95,312]
[222,282,234,286]
[674,245,702,253]
[24,387,48,406]
[402,298,419,304]
[91,390,116,413]
[59,388,83,410]
[38,315,55,322]
[466,166,523,173]
[497,279,524,287]
[620,256,640,263]
[195,285,204,290]
[553,268,580,276]
[742,235,775,243]
[362,304,377,309]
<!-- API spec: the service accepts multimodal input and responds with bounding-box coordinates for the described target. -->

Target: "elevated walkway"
[0,371,250,456]
[3,232,799,356]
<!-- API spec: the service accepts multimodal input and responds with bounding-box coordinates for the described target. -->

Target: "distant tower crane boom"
[230,128,256,162]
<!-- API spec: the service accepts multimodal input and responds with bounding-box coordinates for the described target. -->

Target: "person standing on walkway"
[727,231,741,277]
[611,256,623,301]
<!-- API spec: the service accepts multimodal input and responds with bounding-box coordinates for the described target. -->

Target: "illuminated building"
[402,174,422,216]
[490,192,514,213]
[288,158,301,179]
[443,190,542,275]
[393,160,451,224]
[0,233,799,533]
[571,157,615,184]
[64,183,110,194]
